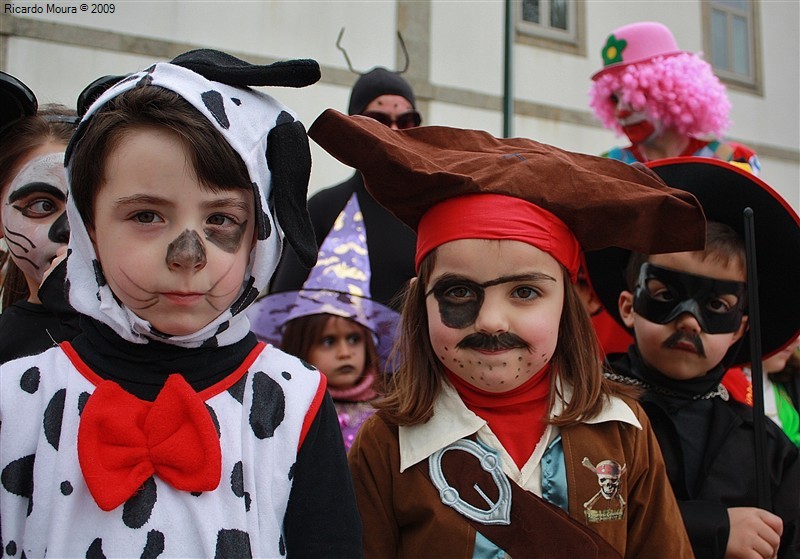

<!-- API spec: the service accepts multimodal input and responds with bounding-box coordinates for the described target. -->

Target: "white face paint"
[2,152,70,286]
[612,92,663,145]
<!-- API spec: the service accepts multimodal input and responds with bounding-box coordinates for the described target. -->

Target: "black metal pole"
[744,207,771,511]
[503,0,514,138]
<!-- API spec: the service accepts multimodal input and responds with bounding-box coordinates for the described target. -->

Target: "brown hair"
[376,248,634,426]
[0,104,77,308]
[626,221,745,291]
[281,313,380,375]
[68,85,251,230]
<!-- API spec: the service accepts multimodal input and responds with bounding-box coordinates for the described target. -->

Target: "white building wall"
[1,0,797,209]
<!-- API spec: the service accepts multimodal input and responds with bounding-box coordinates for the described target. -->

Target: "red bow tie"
[78,374,222,511]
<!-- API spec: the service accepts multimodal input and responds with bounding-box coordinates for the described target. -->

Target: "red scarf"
[446,367,551,469]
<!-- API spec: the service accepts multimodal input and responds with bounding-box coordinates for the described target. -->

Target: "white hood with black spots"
[66,59,315,348]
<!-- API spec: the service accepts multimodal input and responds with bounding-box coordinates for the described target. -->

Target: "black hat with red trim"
[585,157,800,365]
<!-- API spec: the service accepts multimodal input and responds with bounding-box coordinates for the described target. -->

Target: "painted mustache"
[457,332,530,351]
[662,331,706,357]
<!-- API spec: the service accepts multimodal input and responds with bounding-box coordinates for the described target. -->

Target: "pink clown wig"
[589,53,731,138]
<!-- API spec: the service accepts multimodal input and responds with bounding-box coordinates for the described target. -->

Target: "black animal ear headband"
[0,71,38,134]
[0,71,84,135]
[170,49,320,88]
[77,74,129,117]
[76,49,321,118]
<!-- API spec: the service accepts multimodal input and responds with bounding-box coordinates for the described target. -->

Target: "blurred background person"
[589,21,760,174]
[251,194,399,451]
[270,66,421,311]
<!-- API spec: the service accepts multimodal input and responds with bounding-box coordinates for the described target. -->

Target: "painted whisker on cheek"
[6,250,39,269]
[205,264,250,307]
[117,268,160,305]
[126,298,160,311]
[3,228,35,251]
[204,219,248,254]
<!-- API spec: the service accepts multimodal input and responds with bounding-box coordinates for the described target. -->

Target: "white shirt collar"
[399,379,641,472]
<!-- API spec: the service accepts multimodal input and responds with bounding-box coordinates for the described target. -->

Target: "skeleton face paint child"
[2,150,69,291]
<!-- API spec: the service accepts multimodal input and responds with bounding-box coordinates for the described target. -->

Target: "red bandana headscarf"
[415,193,581,283]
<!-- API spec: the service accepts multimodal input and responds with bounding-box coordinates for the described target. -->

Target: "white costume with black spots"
[0,343,322,557]
[0,51,361,558]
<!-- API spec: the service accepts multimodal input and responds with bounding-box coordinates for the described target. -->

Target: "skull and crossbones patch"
[581,457,626,522]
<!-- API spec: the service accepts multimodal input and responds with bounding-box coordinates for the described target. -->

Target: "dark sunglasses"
[362,110,421,130]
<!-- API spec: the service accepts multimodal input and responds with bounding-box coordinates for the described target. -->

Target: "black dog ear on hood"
[170,49,320,89]
[267,118,317,269]
[0,71,38,133]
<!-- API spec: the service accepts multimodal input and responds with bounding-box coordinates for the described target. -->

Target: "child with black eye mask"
[306,109,709,558]
[586,157,800,559]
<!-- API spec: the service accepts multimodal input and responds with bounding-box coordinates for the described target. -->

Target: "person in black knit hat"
[269,67,422,311]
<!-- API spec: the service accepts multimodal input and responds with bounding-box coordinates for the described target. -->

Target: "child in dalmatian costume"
[0,50,362,558]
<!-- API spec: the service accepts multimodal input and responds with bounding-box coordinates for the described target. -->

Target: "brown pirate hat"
[308,109,705,260]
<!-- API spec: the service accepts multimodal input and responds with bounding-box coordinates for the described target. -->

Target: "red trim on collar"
[299,374,328,450]
[59,341,267,401]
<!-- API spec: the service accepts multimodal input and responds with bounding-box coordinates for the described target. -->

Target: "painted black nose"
[48,211,70,244]
[166,229,207,271]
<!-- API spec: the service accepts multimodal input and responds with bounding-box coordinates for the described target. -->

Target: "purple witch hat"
[248,193,400,366]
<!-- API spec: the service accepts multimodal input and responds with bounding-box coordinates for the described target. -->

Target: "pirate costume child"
[0,51,362,557]
[585,157,800,558]
[307,109,706,558]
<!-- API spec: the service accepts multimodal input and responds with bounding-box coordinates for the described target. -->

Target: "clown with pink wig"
[589,21,760,175]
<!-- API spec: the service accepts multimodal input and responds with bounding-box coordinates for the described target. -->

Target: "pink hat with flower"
[592,21,686,80]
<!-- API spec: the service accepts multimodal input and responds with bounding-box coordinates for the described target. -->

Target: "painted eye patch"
[427,272,553,329]
[428,276,485,329]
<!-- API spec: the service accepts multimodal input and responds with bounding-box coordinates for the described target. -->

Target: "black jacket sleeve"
[678,500,730,559]
[283,392,363,558]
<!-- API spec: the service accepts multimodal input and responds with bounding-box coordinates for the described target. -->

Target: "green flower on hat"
[602,34,627,66]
